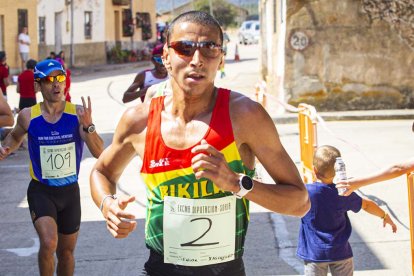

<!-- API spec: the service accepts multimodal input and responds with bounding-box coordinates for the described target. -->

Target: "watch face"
[241,175,253,190]
[87,125,96,133]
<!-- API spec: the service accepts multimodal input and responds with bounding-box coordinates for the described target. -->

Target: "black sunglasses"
[168,41,223,58]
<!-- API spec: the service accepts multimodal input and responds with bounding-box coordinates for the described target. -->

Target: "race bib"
[40,142,76,179]
[163,196,236,266]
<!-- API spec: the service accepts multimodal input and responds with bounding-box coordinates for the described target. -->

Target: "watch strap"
[83,124,95,133]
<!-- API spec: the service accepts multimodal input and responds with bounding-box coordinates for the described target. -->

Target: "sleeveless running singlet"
[141,88,254,267]
[144,70,168,88]
[28,102,84,186]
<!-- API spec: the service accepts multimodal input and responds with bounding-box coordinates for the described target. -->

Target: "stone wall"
[285,0,414,110]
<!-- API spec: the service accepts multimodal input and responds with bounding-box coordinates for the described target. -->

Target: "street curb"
[70,61,151,77]
[271,109,414,124]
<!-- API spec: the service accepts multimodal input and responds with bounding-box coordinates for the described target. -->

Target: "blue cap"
[34,59,65,80]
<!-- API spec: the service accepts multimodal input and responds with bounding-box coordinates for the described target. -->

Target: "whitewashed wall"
[37,0,105,46]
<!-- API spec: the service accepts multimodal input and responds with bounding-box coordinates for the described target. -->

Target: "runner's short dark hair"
[166,11,223,45]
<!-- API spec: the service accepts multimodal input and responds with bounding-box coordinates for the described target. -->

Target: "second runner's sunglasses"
[168,41,223,58]
[153,56,163,64]
[36,74,66,83]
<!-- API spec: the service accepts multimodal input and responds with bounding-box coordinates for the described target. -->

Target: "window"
[84,11,92,39]
[18,9,28,34]
[136,12,152,40]
[122,9,134,37]
[39,17,46,43]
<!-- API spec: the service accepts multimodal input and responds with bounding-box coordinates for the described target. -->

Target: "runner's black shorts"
[19,97,36,110]
[143,248,246,276]
[27,179,81,234]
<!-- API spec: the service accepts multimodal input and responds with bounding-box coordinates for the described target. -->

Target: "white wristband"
[99,194,117,212]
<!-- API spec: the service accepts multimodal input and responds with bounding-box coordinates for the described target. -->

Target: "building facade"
[38,0,156,68]
[260,0,414,111]
[0,0,38,74]
[1,0,156,73]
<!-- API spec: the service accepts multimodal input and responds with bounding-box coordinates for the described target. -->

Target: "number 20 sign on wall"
[289,31,309,51]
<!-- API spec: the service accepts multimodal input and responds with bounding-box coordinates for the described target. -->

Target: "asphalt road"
[1,39,413,275]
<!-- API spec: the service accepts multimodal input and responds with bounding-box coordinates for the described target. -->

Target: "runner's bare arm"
[0,94,14,127]
[90,105,148,238]
[191,93,309,216]
[0,108,29,159]
[77,96,104,158]
[122,72,145,103]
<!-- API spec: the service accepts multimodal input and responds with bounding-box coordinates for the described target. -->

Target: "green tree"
[194,0,238,27]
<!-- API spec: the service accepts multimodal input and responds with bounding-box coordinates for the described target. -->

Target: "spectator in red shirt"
[64,66,71,102]
[0,51,10,100]
[56,54,71,102]
[17,59,37,110]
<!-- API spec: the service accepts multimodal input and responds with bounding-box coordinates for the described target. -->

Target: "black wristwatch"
[233,174,254,199]
[83,124,96,134]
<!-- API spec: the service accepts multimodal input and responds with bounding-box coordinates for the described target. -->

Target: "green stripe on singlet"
[144,159,255,259]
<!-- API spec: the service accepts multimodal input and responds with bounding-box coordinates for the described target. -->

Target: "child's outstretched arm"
[361,198,397,233]
[337,158,414,196]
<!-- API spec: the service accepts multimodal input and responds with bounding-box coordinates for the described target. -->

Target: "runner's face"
[164,22,224,93]
[152,55,167,74]
[39,70,66,103]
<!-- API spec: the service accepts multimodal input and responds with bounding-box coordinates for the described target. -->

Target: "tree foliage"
[194,0,238,27]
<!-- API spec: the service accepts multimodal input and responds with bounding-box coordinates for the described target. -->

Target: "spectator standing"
[0,51,10,100]
[47,52,56,60]
[56,53,72,102]
[297,145,397,276]
[57,50,66,63]
[18,27,31,72]
[17,59,37,110]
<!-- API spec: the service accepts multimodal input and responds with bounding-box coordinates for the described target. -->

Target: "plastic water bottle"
[334,157,347,196]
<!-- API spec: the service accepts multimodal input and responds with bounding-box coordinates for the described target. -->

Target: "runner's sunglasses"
[168,41,223,58]
[36,74,66,83]
[153,56,163,64]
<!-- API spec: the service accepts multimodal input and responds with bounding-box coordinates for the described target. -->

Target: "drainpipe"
[70,0,74,67]
[130,0,133,50]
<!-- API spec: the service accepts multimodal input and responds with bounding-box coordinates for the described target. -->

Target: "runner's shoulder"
[119,103,149,134]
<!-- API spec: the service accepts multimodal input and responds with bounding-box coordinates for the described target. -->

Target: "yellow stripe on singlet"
[30,102,76,119]
[30,103,42,119]
[29,161,38,181]
[64,102,77,115]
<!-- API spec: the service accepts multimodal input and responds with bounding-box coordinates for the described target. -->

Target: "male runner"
[0,59,104,275]
[122,44,168,103]
[91,11,309,276]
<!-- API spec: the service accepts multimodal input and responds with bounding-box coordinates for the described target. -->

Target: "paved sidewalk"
[272,108,414,124]
[70,60,151,77]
